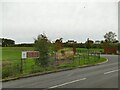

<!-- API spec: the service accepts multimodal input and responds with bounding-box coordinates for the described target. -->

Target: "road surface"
[2,55,119,89]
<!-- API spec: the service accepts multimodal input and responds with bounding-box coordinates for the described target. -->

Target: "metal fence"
[2,50,101,79]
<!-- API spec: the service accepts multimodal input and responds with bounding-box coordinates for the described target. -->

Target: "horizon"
[0,34,119,44]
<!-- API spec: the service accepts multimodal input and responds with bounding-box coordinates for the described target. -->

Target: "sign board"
[22,51,40,59]
[22,51,27,59]
[27,51,40,58]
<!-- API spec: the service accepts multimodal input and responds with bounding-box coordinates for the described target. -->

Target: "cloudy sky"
[1,0,118,44]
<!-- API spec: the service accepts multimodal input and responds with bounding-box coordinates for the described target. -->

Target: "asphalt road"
[2,55,119,89]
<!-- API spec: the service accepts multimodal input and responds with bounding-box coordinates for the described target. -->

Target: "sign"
[27,51,40,58]
[22,51,40,59]
[22,51,27,59]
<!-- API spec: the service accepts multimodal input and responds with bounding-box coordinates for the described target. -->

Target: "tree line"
[1,31,119,48]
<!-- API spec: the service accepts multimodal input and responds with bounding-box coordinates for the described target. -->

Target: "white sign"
[22,51,27,59]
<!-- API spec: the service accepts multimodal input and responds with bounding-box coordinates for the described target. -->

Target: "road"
[2,55,119,89]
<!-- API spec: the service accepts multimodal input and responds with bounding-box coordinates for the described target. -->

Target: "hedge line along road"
[2,55,119,89]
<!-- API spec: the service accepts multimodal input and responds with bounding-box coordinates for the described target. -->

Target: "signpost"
[20,51,40,73]
[22,51,27,59]
[22,51,39,59]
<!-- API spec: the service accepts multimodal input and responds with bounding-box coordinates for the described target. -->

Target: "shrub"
[2,66,12,78]
[30,65,45,74]
[2,64,20,79]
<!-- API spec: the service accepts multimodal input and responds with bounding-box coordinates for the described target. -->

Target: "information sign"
[22,51,40,59]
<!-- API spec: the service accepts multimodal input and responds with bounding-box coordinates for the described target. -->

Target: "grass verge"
[2,57,107,81]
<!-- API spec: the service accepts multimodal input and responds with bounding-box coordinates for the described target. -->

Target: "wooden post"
[79,54,80,65]
[20,58,23,73]
[24,59,26,72]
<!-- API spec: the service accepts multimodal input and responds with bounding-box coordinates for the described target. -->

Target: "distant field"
[76,48,104,53]
[1,47,104,64]
[2,47,34,61]
[1,47,104,61]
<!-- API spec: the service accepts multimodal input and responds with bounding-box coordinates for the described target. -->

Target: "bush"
[2,64,20,79]
[30,65,45,74]
[61,50,65,56]
[2,66,12,78]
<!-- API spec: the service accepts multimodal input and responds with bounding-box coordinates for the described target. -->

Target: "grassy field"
[2,47,34,64]
[76,48,104,53]
[59,56,106,68]
[1,47,104,61]
[2,47,34,61]
[1,47,35,73]
[1,47,105,79]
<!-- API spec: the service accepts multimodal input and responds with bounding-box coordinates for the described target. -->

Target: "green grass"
[1,47,106,79]
[2,47,34,61]
[1,47,103,61]
[76,48,104,53]
[1,47,35,78]
[59,56,106,68]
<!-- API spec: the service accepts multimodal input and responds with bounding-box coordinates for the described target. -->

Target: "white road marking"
[104,69,120,75]
[49,78,86,88]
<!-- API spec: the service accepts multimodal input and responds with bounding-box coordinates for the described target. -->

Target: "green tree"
[1,38,15,47]
[85,38,94,49]
[104,31,117,43]
[53,38,64,60]
[54,38,63,52]
[34,33,50,67]
[85,38,94,60]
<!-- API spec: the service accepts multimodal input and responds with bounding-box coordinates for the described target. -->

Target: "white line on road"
[48,78,86,89]
[104,69,120,75]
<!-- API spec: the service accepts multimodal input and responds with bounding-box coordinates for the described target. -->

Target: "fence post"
[98,52,100,59]
[79,54,80,65]
[20,58,23,73]
[24,59,26,72]
[83,54,85,64]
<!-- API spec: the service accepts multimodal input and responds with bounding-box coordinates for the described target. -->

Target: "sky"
[1,0,118,44]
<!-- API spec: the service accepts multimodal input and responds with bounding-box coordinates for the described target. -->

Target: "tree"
[1,38,15,47]
[54,38,63,52]
[113,40,119,43]
[34,33,50,67]
[104,31,117,43]
[85,38,94,49]
[64,40,77,48]
[85,38,94,60]
[53,38,64,60]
